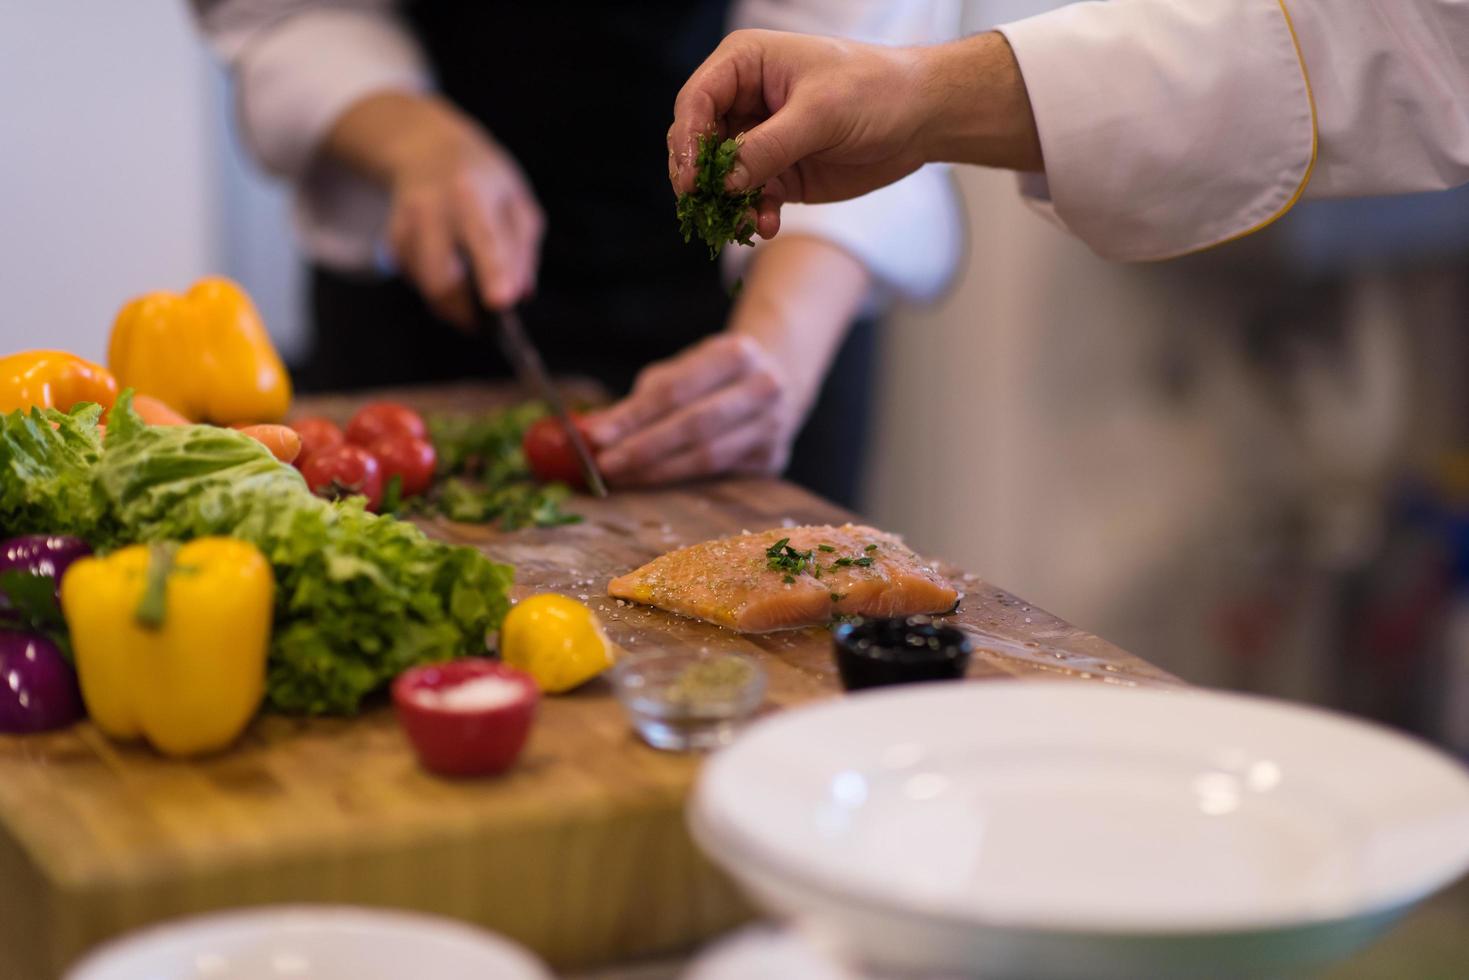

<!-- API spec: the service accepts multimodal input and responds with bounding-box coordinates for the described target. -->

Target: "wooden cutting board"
[0,386,1179,978]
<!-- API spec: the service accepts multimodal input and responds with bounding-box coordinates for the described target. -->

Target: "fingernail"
[726,164,749,191]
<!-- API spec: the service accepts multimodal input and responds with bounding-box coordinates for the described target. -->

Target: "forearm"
[729,236,871,416]
[916,32,1043,173]
[323,91,481,186]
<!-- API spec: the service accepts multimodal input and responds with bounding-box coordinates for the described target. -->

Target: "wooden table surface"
[0,385,1178,979]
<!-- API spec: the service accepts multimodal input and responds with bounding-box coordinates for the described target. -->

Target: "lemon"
[499,594,615,693]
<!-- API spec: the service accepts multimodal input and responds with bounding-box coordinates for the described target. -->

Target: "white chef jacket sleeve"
[997,0,1469,262]
[193,1,431,179]
[727,0,965,302]
[996,0,1314,261]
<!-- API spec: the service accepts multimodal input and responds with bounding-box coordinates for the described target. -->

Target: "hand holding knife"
[461,257,609,497]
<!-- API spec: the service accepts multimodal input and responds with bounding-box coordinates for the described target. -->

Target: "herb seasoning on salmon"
[608,524,961,633]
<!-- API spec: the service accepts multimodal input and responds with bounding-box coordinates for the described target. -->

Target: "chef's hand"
[584,236,870,486]
[584,333,796,485]
[669,30,1041,239]
[325,92,543,325]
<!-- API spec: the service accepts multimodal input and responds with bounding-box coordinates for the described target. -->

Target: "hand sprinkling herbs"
[676,132,763,258]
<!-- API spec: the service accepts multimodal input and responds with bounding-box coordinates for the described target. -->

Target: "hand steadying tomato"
[302,444,384,512]
[291,416,345,468]
[346,402,427,447]
[371,435,437,498]
[522,413,595,488]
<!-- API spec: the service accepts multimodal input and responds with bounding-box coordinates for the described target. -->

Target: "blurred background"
[7,2,1467,755]
[4,2,1468,974]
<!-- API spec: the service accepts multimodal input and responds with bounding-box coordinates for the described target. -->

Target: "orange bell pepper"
[0,350,118,414]
[109,276,291,425]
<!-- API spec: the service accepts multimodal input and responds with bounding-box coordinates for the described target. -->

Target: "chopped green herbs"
[676,133,762,259]
[415,406,582,530]
[769,537,881,582]
[782,574,795,585]
[830,592,847,603]
[765,537,815,576]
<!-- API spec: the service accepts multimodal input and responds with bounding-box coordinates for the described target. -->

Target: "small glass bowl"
[610,650,766,752]
[832,615,972,691]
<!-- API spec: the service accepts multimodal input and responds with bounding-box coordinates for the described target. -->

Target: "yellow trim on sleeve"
[1155,0,1319,260]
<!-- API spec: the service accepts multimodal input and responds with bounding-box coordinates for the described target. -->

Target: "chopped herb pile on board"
[676,133,763,259]
[408,405,581,531]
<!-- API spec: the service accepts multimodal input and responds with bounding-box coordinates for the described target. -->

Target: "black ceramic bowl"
[832,616,973,691]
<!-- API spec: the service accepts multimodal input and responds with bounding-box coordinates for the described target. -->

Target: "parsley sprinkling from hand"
[677,132,762,259]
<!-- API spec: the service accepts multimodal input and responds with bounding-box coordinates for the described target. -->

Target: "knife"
[462,259,609,498]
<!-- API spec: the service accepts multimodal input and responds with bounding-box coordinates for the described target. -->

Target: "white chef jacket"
[193,0,963,302]
[996,0,1469,261]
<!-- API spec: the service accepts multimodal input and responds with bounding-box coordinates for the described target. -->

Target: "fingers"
[584,334,762,448]
[390,194,472,326]
[597,368,779,479]
[615,412,784,486]
[455,171,544,311]
[723,106,827,195]
[389,148,544,324]
[670,38,747,195]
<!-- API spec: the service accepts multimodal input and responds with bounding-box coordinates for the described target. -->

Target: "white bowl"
[691,682,1469,978]
[66,906,552,980]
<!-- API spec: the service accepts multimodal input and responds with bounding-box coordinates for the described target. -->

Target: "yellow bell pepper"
[61,537,274,758]
[0,349,118,414]
[109,276,291,424]
[499,594,616,693]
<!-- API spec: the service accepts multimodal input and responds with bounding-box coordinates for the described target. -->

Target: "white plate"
[691,681,1469,978]
[66,906,553,980]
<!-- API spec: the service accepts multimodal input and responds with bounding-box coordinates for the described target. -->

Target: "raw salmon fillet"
[608,524,960,633]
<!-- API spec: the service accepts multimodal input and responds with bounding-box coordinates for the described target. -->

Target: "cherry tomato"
[301,444,384,512]
[522,413,594,488]
[370,435,438,498]
[291,416,345,468]
[346,402,427,447]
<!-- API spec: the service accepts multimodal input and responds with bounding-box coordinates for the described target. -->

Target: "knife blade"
[462,261,609,497]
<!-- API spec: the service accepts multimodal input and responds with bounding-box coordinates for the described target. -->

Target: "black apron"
[301,0,874,506]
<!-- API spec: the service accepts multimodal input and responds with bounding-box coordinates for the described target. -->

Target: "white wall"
[0,0,301,362]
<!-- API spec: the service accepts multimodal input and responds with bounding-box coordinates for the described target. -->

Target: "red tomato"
[290,416,345,468]
[522,413,594,488]
[370,435,437,498]
[301,444,384,512]
[346,401,427,447]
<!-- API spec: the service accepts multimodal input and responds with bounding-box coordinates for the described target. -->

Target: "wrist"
[326,91,485,186]
[915,32,1043,172]
[730,236,870,414]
